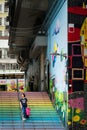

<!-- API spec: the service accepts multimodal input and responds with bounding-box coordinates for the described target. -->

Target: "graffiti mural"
[68,0,87,129]
[48,1,67,126]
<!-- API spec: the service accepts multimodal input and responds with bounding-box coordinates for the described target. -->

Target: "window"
[0,18,2,25]
[0,31,2,36]
[4,30,9,36]
[0,50,2,58]
[0,5,2,12]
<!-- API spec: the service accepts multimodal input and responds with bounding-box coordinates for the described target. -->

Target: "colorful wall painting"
[47,1,68,126]
[0,80,7,91]
[80,17,87,68]
[68,92,86,128]
[68,0,87,129]
[7,79,17,91]
[18,79,24,92]
[0,79,6,85]
[0,79,24,92]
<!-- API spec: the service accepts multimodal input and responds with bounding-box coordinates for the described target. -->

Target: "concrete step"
[0,92,65,130]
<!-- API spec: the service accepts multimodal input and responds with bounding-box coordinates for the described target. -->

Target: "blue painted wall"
[47,1,68,126]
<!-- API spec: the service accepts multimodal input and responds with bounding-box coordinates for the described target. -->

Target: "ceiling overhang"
[9,0,49,55]
[9,0,63,70]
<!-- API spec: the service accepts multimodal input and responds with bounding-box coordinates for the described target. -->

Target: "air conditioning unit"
[30,36,47,58]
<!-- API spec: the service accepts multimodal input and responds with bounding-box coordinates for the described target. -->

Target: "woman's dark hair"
[22,93,25,97]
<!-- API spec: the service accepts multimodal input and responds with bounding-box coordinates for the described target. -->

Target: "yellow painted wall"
[0,12,8,17]
[0,0,5,4]
[0,25,5,30]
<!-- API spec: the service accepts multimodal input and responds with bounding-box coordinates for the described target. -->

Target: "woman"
[20,93,28,120]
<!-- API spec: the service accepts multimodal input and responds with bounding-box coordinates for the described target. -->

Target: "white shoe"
[22,117,26,121]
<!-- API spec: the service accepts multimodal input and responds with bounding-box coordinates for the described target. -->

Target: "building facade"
[0,0,24,91]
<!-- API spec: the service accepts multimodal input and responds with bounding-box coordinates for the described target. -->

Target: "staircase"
[0,91,65,130]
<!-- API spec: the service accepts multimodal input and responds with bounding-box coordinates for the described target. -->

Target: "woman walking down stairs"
[0,91,65,130]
